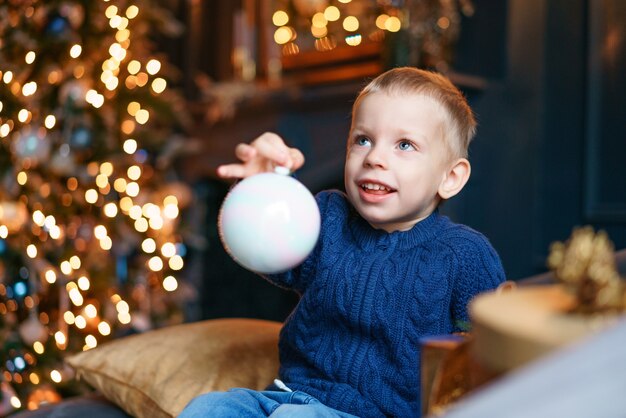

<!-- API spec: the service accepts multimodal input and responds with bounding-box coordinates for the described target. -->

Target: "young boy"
[180,67,505,417]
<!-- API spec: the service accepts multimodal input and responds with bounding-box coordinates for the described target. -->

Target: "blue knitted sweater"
[265,190,505,417]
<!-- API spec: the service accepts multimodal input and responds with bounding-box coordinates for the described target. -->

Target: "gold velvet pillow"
[66,318,281,418]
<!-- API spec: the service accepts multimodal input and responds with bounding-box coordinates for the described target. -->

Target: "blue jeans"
[178,387,359,417]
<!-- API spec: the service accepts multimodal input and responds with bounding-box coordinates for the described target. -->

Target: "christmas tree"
[0,0,192,413]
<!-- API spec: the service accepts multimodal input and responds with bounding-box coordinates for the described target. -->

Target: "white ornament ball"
[218,170,320,274]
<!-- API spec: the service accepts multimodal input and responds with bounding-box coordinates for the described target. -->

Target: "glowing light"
[100,236,113,250]
[18,109,30,122]
[85,189,98,204]
[74,315,87,328]
[135,109,149,124]
[33,342,44,354]
[129,205,142,220]
[22,81,37,96]
[151,78,166,94]
[98,321,111,336]
[49,225,61,240]
[85,335,98,349]
[104,202,118,217]
[116,300,129,313]
[0,124,10,138]
[126,182,139,197]
[163,276,178,292]
[312,13,327,28]
[345,34,362,46]
[94,225,108,240]
[146,59,161,75]
[0,226,8,239]
[134,218,148,232]
[343,16,359,32]
[25,51,36,64]
[78,276,90,290]
[50,370,62,383]
[60,260,72,275]
[376,14,389,30]
[10,396,21,409]
[96,174,109,188]
[169,255,184,271]
[127,101,141,116]
[114,178,127,192]
[54,332,66,347]
[274,27,293,45]
[126,5,139,19]
[148,256,163,271]
[70,255,81,269]
[311,25,328,38]
[44,115,56,129]
[164,203,180,219]
[149,216,164,230]
[127,165,141,180]
[26,244,37,258]
[118,312,131,324]
[100,162,114,176]
[64,311,75,324]
[437,16,450,29]
[17,171,28,185]
[272,10,289,26]
[120,196,133,212]
[45,270,57,284]
[3,71,13,84]
[385,16,402,32]
[128,60,141,75]
[324,6,340,21]
[161,242,176,257]
[142,238,156,253]
[29,373,40,385]
[70,44,82,58]
[84,304,97,318]
[105,5,118,18]
[123,139,138,154]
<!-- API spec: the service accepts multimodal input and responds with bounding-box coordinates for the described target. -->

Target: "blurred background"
[0,0,624,413]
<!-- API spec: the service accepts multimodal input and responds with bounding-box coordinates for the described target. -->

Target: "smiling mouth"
[359,182,396,195]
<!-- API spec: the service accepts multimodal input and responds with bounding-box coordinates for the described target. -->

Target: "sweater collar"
[349,209,443,250]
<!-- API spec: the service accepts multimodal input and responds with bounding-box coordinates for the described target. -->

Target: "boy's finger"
[255,136,290,166]
[216,164,248,179]
[234,143,256,162]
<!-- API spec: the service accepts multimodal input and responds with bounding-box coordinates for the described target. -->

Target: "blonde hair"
[353,67,476,159]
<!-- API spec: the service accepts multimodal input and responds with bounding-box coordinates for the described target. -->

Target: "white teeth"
[362,183,389,191]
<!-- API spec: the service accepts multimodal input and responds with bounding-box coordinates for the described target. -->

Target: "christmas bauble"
[18,315,48,345]
[13,128,51,164]
[218,169,320,274]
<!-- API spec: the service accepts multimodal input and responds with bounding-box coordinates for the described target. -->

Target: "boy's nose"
[364,147,387,169]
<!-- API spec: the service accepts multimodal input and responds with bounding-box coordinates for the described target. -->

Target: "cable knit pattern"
[264,190,505,417]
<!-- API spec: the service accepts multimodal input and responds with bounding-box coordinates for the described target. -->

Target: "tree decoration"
[0,0,192,412]
[548,226,625,314]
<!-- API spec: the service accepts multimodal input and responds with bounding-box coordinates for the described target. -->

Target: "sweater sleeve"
[447,226,506,331]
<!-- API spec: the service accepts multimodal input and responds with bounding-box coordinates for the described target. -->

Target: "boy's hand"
[216,132,305,179]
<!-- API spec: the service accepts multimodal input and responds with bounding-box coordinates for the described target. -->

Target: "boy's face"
[344,92,453,232]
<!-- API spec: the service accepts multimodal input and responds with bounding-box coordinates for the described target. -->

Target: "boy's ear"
[438,158,471,200]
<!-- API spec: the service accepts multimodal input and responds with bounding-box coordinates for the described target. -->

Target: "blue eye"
[398,141,415,151]
[356,136,372,147]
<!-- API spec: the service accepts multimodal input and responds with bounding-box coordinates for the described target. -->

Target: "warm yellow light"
[163,203,179,219]
[17,171,28,185]
[127,60,141,75]
[64,311,75,325]
[126,5,139,19]
[0,123,10,138]
[116,300,129,313]
[161,242,176,258]
[338,0,351,3]
[142,238,156,253]
[126,182,140,197]
[105,5,118,18]
[169,255,184,271]
[376,14,389,30]
[98,321,111,336]
[272,10,289,26]
[49,225,61,240]
[85,335,98,349]
[50,370,63,383]
[135,109,149,124]
[60,260,72,275]
[312,13,327,28]
[3,71,13,84]
[128,205,142,220]
[343,16,359,32]
[146,59,161,75]
[70,255,81,270]
[148,256,163,271]
[324,6,340,21]
[127,101,141,116]
[29,373,40,385]
[54,332,66,347]
[100,236,113,250]
[45,270,57,284]
[134,218,148,232]
[345,34,362,46]
[385,16,401,32]
[100,162,114,176]
[121,120,136,134]
[33,341,44,354]
[311,25,328,38]
[78,276,90,291]
[84,304,97,318]
[25,51,36,64]
[127,165,141,180]
[96,173,109,189]
[0,226,8,239]
[163,276,178,292]
[10,396,21,409]
[151,78,166,94]
[94,225,108,239]
[22,81,37,96]
[120,196,133,212]
[44,114,56,129]
[26,244,37,258]
[70,44,82,58]
[85,189,99,204]
[149,216,164,230]
[114,178,128,193]
[74,315,87,328]
[18,109,30,122]
[123,139,138,154]
[69,288,84,306]
[118,311,131,324]
[104,202,118,217]
[163,195,178,206]
[116,29,130,43]
[274,27,293,45]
